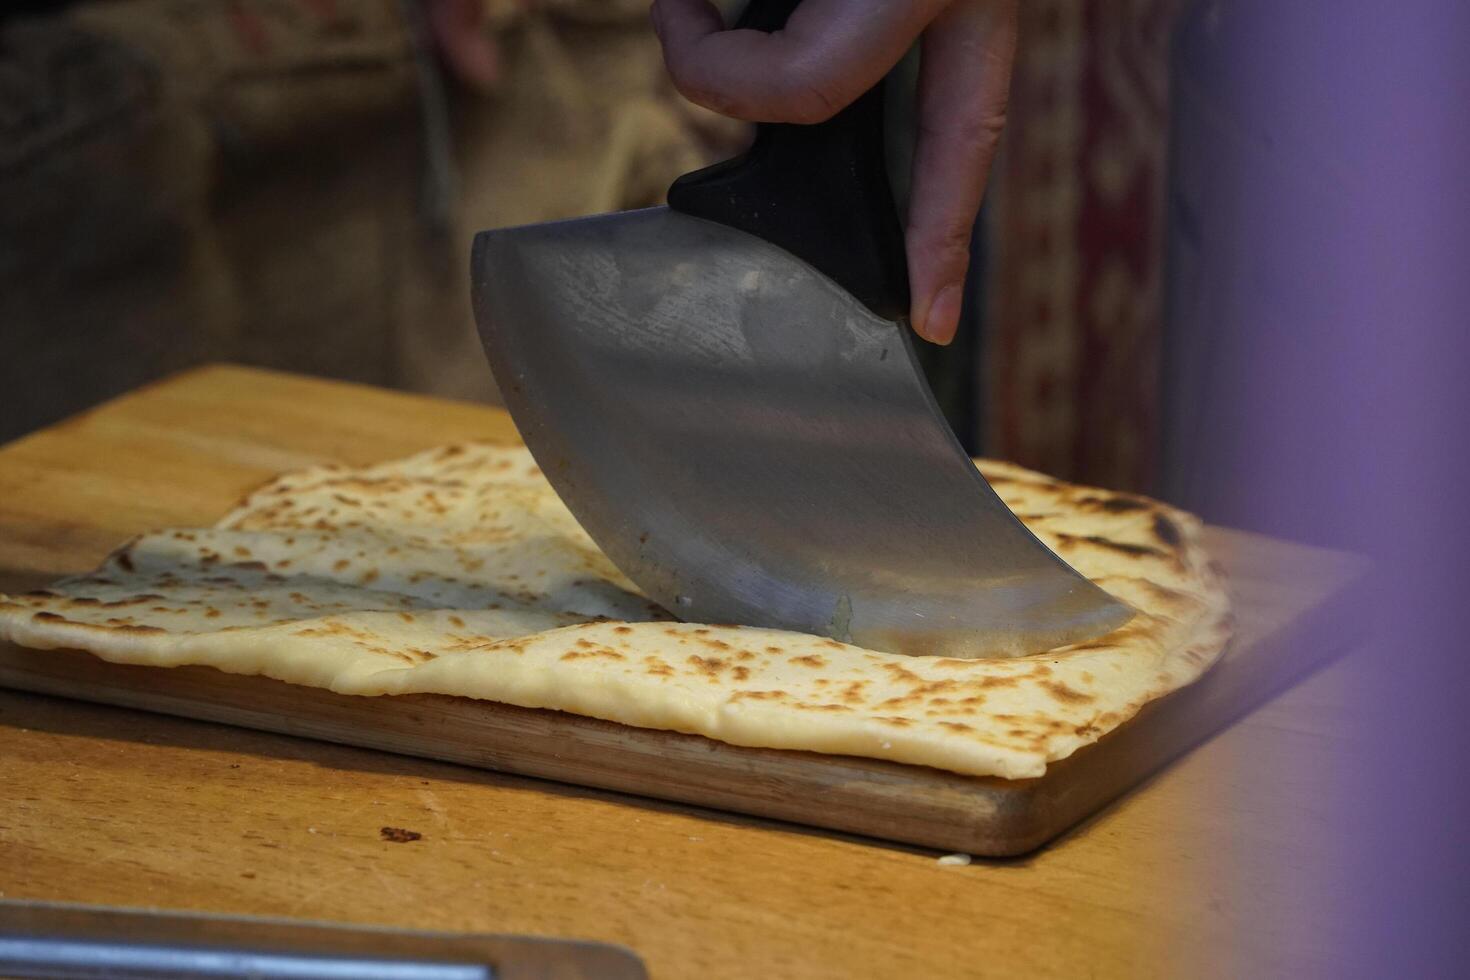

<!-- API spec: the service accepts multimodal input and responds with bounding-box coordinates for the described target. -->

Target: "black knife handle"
[665,0,911,322]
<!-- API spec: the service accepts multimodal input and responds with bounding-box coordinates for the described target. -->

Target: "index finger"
[652,0,949,123]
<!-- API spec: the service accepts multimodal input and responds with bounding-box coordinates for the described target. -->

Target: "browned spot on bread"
[1044,680,1095,704]
[1152,513,1183,547]
[33,612,67,623]
[731,689,787,702]
[979,674,1022,689]
[789,654,827,668]
[1083,535,1166,558]
[882,663,921,684]
[731,666,751,681]
[107,622,164,634]
[449,615,465,628]
[764,645,784,654]
[205,609,221,618]
[702,638,733,651]
[613,625,633,634]
[939,721,974,733]
[1143,580,1192,605]
[1053,533,1164,559]
[1088,494,1152,514]
[233,547,252,558]
[687,654,728,677]
[398,612,415,623]
[332,559,351,572]
[877,716,913,727]
[361,569,379,584]
[561,648,624,662]
[799,703,852,712]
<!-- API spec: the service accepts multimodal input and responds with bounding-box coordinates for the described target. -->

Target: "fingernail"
[920,283,963,345]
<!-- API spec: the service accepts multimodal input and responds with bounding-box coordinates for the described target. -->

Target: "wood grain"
[0,365,1368,977]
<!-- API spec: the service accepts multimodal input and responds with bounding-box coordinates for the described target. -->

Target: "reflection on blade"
[472,206,1133,658]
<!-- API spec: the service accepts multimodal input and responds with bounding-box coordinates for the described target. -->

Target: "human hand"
[650,0,1017,345]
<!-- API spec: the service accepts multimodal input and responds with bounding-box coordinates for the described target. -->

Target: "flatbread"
[0,444,1231,779]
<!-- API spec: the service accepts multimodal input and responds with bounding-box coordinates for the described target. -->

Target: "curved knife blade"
[472,207,1133,658]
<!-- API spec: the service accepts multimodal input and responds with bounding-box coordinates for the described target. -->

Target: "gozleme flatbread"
[0,444,1230,778]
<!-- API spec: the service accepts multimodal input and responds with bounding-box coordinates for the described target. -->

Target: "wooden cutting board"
[0,365,1369,856]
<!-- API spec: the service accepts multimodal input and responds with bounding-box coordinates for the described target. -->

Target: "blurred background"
[0,0,1177,497]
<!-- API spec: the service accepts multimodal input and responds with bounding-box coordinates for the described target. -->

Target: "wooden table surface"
[0,365,1357,978]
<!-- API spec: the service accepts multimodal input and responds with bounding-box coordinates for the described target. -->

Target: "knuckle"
[920,107,1009,153]
[910,223,975,265]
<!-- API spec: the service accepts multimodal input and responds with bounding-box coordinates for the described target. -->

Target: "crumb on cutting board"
[380,826,422,843]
